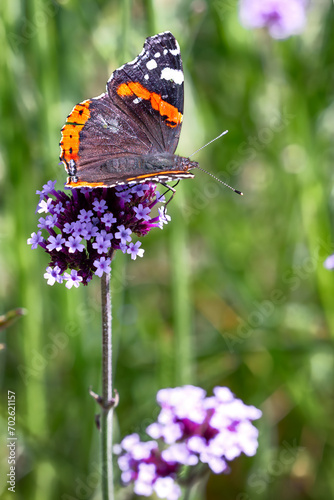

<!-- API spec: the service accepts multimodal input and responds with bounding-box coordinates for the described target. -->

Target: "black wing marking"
[107,31,184,154]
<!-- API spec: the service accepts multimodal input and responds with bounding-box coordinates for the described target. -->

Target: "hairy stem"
[101,267,114,500]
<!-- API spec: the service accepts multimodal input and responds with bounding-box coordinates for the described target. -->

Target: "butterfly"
[60,31,198,193]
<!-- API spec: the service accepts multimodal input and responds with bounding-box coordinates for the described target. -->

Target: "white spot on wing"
[133,97,142,104]
[146,59,157,70]
[154,52,161,58]
[163,49,168,55]
[160,67,184,85]
[169,41,181,56]
[144,74,149,80]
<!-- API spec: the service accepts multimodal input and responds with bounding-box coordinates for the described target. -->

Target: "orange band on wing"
[60,100,91,163]
[66,179,106,188]
[67,100,91,124]
[117,82,183,128]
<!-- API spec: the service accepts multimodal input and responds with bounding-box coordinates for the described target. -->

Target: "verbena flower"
[27,181,170,287]
[115,385,262,499]
[324,254,334,270]
[114,434,181,499]
[239,0,307,40]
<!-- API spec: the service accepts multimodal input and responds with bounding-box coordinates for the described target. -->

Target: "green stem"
[171,190,193,385]
[101,269,114,500]
[143,0,157,34]
[121,0,130,62]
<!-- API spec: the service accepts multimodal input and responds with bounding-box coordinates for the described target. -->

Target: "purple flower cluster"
[324,254,334,270]
[115,385,262,499]
[27,180,170,288]
[115,434,181,499]
[239,0,307,40]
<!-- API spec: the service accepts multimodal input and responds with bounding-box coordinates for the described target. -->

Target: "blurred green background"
[1,0,334,499]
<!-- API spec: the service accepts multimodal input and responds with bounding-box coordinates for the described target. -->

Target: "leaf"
[0,308,27,332]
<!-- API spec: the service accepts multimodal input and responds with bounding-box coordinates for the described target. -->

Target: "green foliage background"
[1,0,334,499]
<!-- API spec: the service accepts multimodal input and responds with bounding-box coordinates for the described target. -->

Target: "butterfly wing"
[107,31,184,155]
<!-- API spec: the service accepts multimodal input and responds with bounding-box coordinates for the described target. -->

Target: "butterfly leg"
[159,180,180,212]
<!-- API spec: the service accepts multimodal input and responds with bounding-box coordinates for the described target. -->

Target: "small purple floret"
[71,221,85,237]
[115,225,132,245]
[127,241,144,260]
[53,202,64,214]
[131,184,150,197]
[94,257,111,277]
[101,212,117,228]
[36,180,57,197]
[37,198,53,213]
[44,266,63,285]
[115,187,133,203]
[65,235,85,253]
[77,209,93,222]
[46,234,65,252]
[81,222,100,240]
[133,204,151,221]
[38,216,52,230]
[92,235,111,254]
[158,207,171,229]
[92,198,108,213]
[27,231,44,249]
[64,269,83,289]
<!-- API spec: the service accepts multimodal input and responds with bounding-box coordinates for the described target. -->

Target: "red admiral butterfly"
[60,32,198,191]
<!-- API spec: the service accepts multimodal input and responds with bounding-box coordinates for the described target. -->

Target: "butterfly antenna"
[189,130,229,158]
[191,165,243,195]
[188,130,242,195]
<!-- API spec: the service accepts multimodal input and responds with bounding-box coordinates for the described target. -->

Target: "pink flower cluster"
[115,385,262,499]
[239,0,308,40]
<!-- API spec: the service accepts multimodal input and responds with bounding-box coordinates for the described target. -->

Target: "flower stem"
[101,267,114,500]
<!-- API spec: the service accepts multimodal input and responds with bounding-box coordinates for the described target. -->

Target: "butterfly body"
[65,153,197,189]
